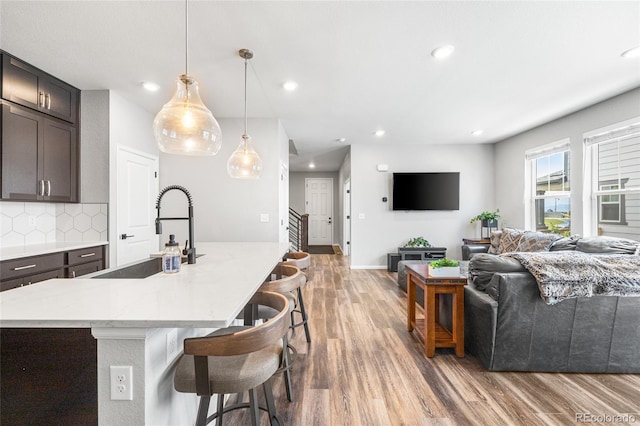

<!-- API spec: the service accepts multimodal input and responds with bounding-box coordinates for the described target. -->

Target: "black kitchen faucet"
[155,185,196,264]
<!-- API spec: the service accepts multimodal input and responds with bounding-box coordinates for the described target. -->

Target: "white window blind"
[525,139,571,160]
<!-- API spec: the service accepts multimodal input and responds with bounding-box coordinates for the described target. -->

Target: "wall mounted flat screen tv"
[392,172,460,211]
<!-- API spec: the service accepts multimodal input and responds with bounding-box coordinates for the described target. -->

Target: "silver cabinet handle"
[39,91,45,107]
[72,270,76,278]
[13,264,37,271]
[80,252,96,258]
[45,93,51,109]
[46,180,51,196]
[39,180,45,196]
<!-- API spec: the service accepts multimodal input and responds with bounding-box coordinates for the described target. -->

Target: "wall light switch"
[260,214,269,222]
[358,213,366,219]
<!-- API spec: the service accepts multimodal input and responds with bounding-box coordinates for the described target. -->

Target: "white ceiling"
[1,1,639,171]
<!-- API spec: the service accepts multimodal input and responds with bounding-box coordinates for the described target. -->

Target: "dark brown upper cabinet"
[0,51,79,202]
[1,102,78,202]
[1,52,78,124]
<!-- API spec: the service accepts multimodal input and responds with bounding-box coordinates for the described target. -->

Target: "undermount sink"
[92,255,204,279]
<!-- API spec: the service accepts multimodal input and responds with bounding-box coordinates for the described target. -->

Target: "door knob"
[120,234,135,240]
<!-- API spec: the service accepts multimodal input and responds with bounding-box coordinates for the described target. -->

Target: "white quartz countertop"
[0,242,290,328]
[0,241,109,261]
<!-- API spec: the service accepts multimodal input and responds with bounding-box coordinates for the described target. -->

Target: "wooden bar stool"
[258,264,305,402]
[174,291,290,426]
[281,252,312,343]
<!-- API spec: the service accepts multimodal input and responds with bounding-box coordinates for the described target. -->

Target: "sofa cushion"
[576,236,640,255]
[515,231,561,252]
[468,253,526,291]
[550,234,580,251]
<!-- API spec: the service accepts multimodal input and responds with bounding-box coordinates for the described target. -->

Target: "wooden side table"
[406,264,467,357]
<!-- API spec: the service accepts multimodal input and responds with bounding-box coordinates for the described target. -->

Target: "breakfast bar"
[0,241,290,425]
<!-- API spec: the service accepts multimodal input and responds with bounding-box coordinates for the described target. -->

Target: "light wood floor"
[225,254,640,425]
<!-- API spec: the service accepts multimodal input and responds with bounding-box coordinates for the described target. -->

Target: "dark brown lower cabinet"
[0,328,98,425]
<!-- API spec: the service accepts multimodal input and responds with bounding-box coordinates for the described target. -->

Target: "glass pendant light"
[227,49,263,179]
[153,0,221,156]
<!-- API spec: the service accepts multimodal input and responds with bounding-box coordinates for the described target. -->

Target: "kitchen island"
[0,241,290,425]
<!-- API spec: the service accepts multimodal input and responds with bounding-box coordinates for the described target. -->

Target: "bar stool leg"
[196,395,211,426]
[215,394,224,426]
[263,378,278,423]
[248,387,260,426]
[297,287,311,343]
[282,335,293,402]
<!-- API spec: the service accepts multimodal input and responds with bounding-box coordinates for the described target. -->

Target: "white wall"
[105,91,159,265]
[80,90,110,203]
[159,118,287,244]
[350,143,495,268]
[494,88,640,235]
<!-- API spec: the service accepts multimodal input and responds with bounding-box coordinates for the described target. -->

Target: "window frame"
[524,139,571,233]
[583,118,640,237]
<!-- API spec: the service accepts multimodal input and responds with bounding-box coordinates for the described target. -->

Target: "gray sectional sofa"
[398,230,640,373]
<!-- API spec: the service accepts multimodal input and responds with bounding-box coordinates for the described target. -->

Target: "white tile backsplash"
[0,202,108,248]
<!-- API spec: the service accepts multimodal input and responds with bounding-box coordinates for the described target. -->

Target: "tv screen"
[392,172,460,210]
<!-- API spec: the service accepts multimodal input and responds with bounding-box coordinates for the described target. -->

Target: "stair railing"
[289,208,309,252]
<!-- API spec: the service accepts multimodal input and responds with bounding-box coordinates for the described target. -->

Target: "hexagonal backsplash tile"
[0,202,108,248]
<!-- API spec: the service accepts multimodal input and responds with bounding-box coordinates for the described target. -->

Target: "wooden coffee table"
[406,264,467,357]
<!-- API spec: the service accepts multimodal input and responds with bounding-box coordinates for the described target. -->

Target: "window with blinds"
[584,120,640,239]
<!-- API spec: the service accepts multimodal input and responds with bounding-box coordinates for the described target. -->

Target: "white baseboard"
[350,265,387,270]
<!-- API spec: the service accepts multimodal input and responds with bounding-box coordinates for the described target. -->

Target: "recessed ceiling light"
[309,162,316,169]
[471,130,484,136]
[431,45,455,60]
[142,81,160,92]
[337,138,346,142]
[283,81,298,91]
[375,130,385,137]
[621,46,640,58]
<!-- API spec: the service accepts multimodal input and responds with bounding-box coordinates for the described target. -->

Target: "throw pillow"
[497,228,525,253]
[488,230,503,254]
[516,231,561,252]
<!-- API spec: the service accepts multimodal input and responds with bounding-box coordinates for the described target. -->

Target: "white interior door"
[116,147,159,266]
[343,179,351,255]
[306,178,333,245]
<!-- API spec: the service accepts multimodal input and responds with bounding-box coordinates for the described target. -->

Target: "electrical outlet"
[110,365,133,401]
[28,215,37,227]
[166,328,179,364]
[260,213,269,223]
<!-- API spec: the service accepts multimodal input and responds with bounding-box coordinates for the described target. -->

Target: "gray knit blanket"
[502,251,640,305]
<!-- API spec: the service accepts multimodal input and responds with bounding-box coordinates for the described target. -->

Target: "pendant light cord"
[185,0,189,76]
[244,57,248,136]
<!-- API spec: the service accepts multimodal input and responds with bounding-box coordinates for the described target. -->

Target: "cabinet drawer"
[68,260,103,278]
[0,268,65,291]
[67,246,104,266]
[0,252,65,281]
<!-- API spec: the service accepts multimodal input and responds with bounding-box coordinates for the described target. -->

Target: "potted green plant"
[470,210,500,228]
[428,258,461,277]
[404,237,431,248]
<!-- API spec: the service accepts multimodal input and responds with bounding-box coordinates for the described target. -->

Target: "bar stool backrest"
[260,264,304,294]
